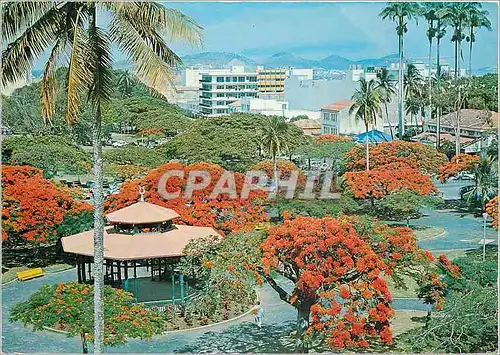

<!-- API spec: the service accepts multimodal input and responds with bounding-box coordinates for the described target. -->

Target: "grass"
[391,310,427,336]
[385,275,419,298]
[2,263,73,284]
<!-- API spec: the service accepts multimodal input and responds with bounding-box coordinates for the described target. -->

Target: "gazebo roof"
[105,201,180,225]
[61,225,221,261]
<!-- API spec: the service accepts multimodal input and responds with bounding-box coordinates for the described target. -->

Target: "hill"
[180,52,258,69]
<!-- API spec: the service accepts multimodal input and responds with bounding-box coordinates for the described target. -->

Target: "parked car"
[111,140,127,147]
[456,172,475,181]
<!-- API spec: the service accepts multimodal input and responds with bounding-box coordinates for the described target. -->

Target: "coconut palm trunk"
[91,104,105,353]
[398,29,405,138]
[365,122,370,171]
[384,103,394,139]
[427,37,433,132]
[272,149,278,189]
[436,36,442,149]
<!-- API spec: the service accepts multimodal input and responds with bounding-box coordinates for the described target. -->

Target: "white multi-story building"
[198,65,259,116]
[228,97,320,120]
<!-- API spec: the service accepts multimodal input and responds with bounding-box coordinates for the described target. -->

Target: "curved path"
[2,181,496,353]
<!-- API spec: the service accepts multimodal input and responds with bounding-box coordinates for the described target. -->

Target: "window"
[217,101,225,106]
[217,93,225,97]
[232,77,238,82]
[217,85,224,89]
[225,77,231,82]
[216,76,224,83]
[238,76,245,82]
[282,104,287,110]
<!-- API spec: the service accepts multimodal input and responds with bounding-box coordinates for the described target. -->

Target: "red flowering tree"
[437,153,481,182]
[261,215,458,352]
[105,162,268,235]
[314,134,352,143]
[10,282,165,352]
[2,166,92,244]
[343,164,438,203]
[486,196,498,229]
[345,141,447,174]
[249,160,306,186]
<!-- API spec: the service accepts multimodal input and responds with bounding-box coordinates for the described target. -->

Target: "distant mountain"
[181,52,258,69]
[353,53,399,68]
[262,52,319,69]
[318,54,353,70]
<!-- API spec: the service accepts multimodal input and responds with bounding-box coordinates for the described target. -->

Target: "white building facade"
[198,66,259,116]
[321,100,384,135]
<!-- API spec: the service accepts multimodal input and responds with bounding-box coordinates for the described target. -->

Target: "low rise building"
[320,99,384,135]
[292,119,322,136]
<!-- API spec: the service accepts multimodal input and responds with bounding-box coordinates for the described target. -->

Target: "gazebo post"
[117,260,122,285]
[150,259,154,281]
[87,257,92,281]
[77,256,82,283]
[124,261,128,280]
[82,261,86,283]
[179,274,185,301]
[133,261,137,278]
[171,271,175,301]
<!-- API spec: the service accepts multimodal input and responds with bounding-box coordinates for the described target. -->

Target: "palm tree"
[462,155,498,212]
[420,3,438,133]
[379,2,420,139]
[438,2,481,80]
[260,116,290,189]
[349,78,382,171]
[117,70,134,98]
[2,2,202,352]
[466,7,491,76]
[375,68,396,139]
[404,63,424,134]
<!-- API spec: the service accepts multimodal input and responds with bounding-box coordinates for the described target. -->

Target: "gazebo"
[61,196,221,304]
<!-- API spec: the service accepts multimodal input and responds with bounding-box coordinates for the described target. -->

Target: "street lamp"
[482,212,488,262]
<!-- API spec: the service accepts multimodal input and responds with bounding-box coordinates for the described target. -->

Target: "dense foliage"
[104,162,268,235]
[2,166,92,244]
[103,145,168,168]
[260,215,457,351]
[10,282,165,346]
[345,141,447,174]
[344,163,438,200]
[249,160,306,186]
[401,248,497,353]
[437,153,481,182]
[3,136,91,177]
[486,196,498,229]
[377,191,437,225]
[178,233,260,320]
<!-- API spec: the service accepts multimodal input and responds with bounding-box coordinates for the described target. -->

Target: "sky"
[163,1,498,70]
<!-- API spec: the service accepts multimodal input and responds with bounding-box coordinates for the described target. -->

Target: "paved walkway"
[2,181,497,353]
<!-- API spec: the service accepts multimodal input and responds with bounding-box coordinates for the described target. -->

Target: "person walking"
[254,301,264,328]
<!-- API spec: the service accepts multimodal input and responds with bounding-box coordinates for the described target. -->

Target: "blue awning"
[355,130,393,143]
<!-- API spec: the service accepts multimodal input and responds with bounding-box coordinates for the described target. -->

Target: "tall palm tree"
[462,155,498,212]
[438,2,481,80]
[260,116,290,189]
[420,3,438,133]
[117,70,134,98]
[2,2,202,352]
[433,3,448,149]
[349,78,382,171]
[379,2,420,139]
[375,68,396,139]
[466,7,491,76]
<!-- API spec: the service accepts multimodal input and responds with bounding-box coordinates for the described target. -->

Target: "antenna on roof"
[139,186,145,202]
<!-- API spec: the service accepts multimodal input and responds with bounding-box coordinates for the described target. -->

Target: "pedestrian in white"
[254,301,264,328]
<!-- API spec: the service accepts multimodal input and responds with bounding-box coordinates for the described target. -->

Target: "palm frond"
[2,5,63,86]
[108,15,179,100]
[65,14,92,124]
[86,24,114,112]
[1,1,53,42]
[106,2,203,47]
[41,38,66,121]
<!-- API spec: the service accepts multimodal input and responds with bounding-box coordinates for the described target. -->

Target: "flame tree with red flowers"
[249,160,306,187]
[345,141,447,174]
[105,162,268,235]
[261,215,458,352]
[314,134,352,143]
[437,153,481,182]
[2,166,92,244]
[343,163,438,208]
[486,196,498,229]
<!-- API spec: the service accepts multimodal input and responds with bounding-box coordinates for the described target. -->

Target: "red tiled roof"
[321,100,355,112]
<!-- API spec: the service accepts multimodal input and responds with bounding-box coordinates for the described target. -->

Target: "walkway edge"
[42,306,255,337]
[2,267,76,287]
[418,230,447,242]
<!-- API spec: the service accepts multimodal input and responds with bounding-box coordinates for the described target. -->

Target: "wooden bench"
[17,268,45,281]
